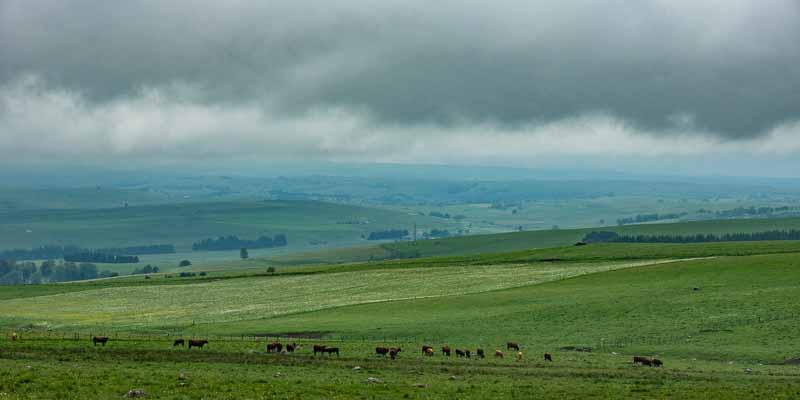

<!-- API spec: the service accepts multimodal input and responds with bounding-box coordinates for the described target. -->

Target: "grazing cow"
[455,349,466,358]
[633,356,653,366]
[424,347,434,357]
[495,350,504,358]
[465,350,471,359]
[544,353,553,362]
[389,348,402,360]
[11,332,17,341]
[93,336,109,346]
[313,344,327,356]
[442,345,451,357]
[267,342,283,353]
[516,351,523,361]
[652,359,663,367]
[507,342,520,351]
[476,348,485,359]
[421,345,433,355]
[286,343,297,353]
[323,347,340,356]
[188,339,208,349]
[173,339,185,347]
[376,346,390,357]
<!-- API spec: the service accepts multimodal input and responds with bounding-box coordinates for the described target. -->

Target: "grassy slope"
[0,200,446,251]
[213,253,800,362]
[272,216,800,264]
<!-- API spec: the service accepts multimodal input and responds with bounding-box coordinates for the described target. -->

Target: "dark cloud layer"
[2,0,799,139]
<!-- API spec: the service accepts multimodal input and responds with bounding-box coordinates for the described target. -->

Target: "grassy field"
[3,241,800,398]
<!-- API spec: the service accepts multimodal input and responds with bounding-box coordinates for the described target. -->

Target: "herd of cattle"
[86,336,664,367]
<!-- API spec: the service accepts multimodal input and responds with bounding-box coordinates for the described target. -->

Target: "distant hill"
[0,200,450,252]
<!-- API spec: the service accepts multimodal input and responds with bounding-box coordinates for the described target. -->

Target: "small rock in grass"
[449,375,458,381]
[274,372,283,378]
[744,368,753,374]
[125,388,147,398]
[178,372,186,381]
[367,377,383,384]
[413,383,427,388]
[352,366,361,371]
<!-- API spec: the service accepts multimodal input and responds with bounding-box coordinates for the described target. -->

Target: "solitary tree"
[240,248,249,259]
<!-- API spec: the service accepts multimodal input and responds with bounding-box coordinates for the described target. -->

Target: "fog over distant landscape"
[1,1,799,175]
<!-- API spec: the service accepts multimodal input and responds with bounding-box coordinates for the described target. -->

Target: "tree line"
[192,234,288,251]
[583,229,800,244]
[63,252,140,264]
[700,205,800,218]
[0,243,175,261]
[616,212,688,225]
[0,259,118,285]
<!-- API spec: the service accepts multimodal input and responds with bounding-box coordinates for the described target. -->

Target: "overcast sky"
[1,1,799,176]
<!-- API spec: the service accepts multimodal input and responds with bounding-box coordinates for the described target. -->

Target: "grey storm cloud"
[2,0,799,139]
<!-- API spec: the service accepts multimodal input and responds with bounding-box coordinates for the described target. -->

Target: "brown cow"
[652,359,663,367]
[188,339,208,349]
[323,347,339,356]
[267,342,283,353]
[465,350,471,358]
[476,348,485,359]
[389,347,402,360]
[455,349,466,357]
[376,346,390,356]
[507,342,520,351]
[424,347,434,357]
[495,350,504,358]
[442,345,451,357]
[92,336,109,346]
[313,344,327,356]
[173,339,185,347]
[633,356,652,366]
[286,343,297,353]
[544,353,553,362]
[421,345,433,355]
[11,332,17,341]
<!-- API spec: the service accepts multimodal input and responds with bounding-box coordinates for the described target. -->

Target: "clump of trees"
[64,252,139,264]
[583,229,800,244]
[367,229,409,240]
[179,260,192,267]
[0,259,117,285]
[423,229,451,239]
[131,264,159,275]
[429,211,451,219]
[192,234,288,251]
